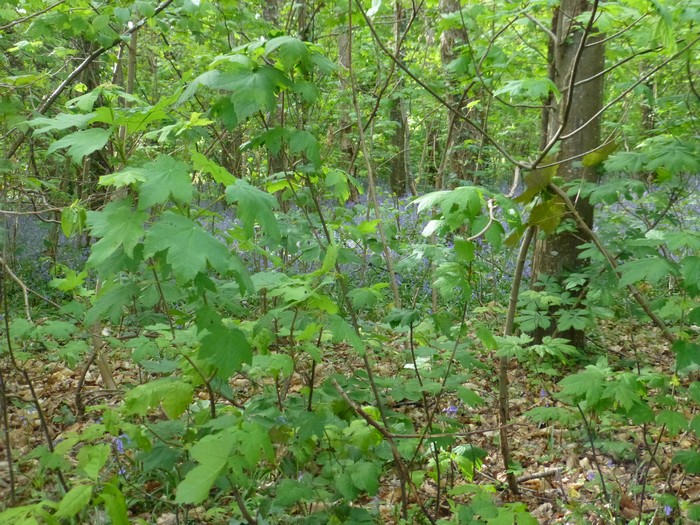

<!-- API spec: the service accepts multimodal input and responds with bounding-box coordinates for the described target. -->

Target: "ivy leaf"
[225,179,280,243]
[86,198,148,266]
[138,155,193,209]
[47,127,111,163]
[618,257,679,287]
[145,212,231,282]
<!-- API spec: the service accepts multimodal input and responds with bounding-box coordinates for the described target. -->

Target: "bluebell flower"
[586,471,595,481]
[664,505,672,516]
[443,405,458,417]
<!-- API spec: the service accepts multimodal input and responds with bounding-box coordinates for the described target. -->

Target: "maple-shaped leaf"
[47,127,111,163]
[288,129,321,168]
[265,36,311,72]
[145,212,231,282]
[618,256,679,287]
[221,66,290,121]
[198,325,252,379]
[225,179,280,243]
[558,360,610,406]
[86,198,148,266]
[98,166,147,189]
[138,155,193,209]
[528,197,566,234]
[28,112,96,135]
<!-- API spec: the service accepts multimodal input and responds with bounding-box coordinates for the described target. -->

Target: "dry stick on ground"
[547,183,674,343]
[499,226,536,495]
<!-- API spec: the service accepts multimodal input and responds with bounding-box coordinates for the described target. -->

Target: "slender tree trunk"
[437,0,479,186]
[531,0,604,349]
[389,1,409,196]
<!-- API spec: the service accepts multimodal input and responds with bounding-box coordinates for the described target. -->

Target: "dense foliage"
[1,0,699,523]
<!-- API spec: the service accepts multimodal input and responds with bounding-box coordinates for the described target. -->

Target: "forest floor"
[0,322,696,524]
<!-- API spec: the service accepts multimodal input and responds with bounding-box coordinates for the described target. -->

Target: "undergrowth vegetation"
[1,1,699,524]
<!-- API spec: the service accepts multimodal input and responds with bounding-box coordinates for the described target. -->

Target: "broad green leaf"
[86,198,147,265]
[175,432,237,504]
[47,128,111,163]
[191,150,236,185]
[99,483,129,525]
[55,484,93,518]
[681,256,700,296]
[528,197,565,234]
[265,36,310,71]
[198,325,252,379]
[98,167,147,189]
[84,281,139,326]
[673,340,700,375]
[138,155,193,209]
[274,479,314,506]
[558,361,608,406]
[673,450,700,474]
[618,257,679,287]
[288,129,321,168]
[656,410,688,436]
[77,444,110,480]
[349,461,381,494]
[28,112,95,135]
[124,378,194,419]
[328,314,364,354]
[225,179,280,242]
[145,212,231,282]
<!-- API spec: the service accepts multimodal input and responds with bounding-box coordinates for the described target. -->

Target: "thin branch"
[355,0,528,169]
[5,0,176,160]
[0,1,65,31]
[531,0,601,168]
[558,34,700,142]
[548,183,675,342]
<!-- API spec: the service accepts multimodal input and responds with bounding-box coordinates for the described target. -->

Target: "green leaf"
[672,450,700,474]
[145,212,231,282]
[328,314,364,354]
[86,198,147,265]
[288,129,321,168]
[681,256,700,296]
[124,378,194,419]
[191,150,236,186]
[224,66,290,121]
[55,484,93,518]
[99,483,129,525]
[225,179,280,242]
[528,197,565,234]
[77,444,110,480]
[558,360,609,406]
[98,166,147,189]
[656,410,688,436]
[198,325,252,379]
[175,432,236,504]
[85,281,139,325]
[265,36,310,71]
[47,128,111,163]
[673,340,700,375]
[618,257,679,287]
[28,112,95,135]
[138,155,192,209]
[349,461,381,495]
[274,479,314,506]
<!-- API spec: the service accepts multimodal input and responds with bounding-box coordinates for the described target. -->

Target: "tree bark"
[531,0,604,349]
